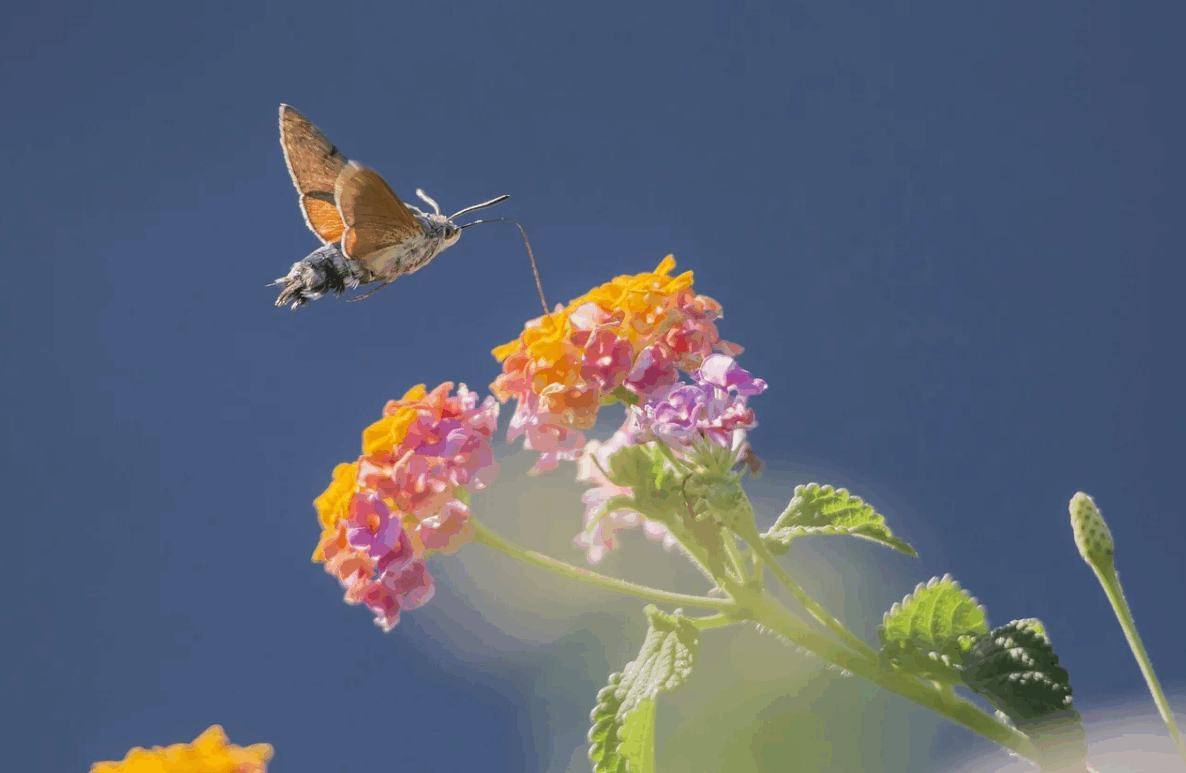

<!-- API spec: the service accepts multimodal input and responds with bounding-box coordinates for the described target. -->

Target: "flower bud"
[1069,491,1114,566]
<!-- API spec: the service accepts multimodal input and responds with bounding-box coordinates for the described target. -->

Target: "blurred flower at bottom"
[90,725,271,773]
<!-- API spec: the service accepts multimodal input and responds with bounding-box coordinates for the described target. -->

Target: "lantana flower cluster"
[490,255,766,563]
[308,255,765,623]
[491,255,741,473]
[90,725,272,773]
[312,382,499,630]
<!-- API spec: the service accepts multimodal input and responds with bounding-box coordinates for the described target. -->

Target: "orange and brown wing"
[279,104,349,243]
[334,162,423,271]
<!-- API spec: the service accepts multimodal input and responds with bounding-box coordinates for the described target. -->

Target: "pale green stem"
[750,551,767,586]
[1090,559,1186,765]
[655,440,694,473]
[472,520,1042,765]
[471,520,732,612]
[687,612,736,631]
[746,590,1042,763]
[721,533,751,583]
[740,529,879,662]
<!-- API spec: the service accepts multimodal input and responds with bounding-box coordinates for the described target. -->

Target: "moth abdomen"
[272,242,373,309]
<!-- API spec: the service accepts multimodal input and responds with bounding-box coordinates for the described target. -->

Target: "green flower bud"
[1069,492,1114,566]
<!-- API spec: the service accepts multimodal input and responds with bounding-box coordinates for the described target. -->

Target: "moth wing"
[335,161,423,270]
[279,104,349,243]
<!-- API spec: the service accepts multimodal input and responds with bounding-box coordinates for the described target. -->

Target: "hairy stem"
[472,520,732,611]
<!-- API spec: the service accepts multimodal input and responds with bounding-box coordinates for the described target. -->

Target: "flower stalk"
[1070,492,1186,766]
[472,520,733,612]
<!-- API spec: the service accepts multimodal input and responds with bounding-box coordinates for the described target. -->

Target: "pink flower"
[360,581,402,631]
[579,329,634,393]
[314,382,499,631]
[417,499,476,554]
[385,560,434,610]
[491,257,742,472]
[624,344,681,400]
[506,391,587,474]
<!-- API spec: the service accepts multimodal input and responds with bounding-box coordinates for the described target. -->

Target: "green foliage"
[617,606,700,717]
[962,619,1087,769]
[587,606,700,772]
[761,483,916,557]
[601,445,683,521]
[606,445,664,493]
[589,672,630,773]
[617,698,656,773]
[878,574,988,683]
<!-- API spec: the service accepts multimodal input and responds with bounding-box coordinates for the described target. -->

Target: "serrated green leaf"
[588,607,699,772]
[589,673,628,773]
[962,619,1086,769]
[878,574,988,683]
[616,606,700,718]
[761,483,916,557]
[617,698,656,773]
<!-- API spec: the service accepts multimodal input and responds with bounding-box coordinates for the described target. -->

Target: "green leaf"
[761,483,916,557]
[587,606,700,772]
[962,619,1087,769]
[616,606,700,717]
[878,574,988,683]
[617,698,656,773]
[588,673,629,773]
[606,445,662,491]
[601,444,685,523]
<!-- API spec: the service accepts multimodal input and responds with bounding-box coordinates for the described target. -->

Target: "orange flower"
[362,384,426,455]
[90,725,272,773]
[313,462,358,530]
[491,256,737,472]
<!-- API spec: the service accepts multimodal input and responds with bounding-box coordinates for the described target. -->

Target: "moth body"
[273,242,371,309]
[272,104,505,309]
[360,206,462,279]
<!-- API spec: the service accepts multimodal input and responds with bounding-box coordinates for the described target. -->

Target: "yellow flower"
[362,384,426,455]
[489,256,710,428]
[90,725,272,773]
[313,462,358,531]
[492,256,693,365]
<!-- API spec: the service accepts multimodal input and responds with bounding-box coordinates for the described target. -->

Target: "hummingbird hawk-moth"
[272,105,510,308]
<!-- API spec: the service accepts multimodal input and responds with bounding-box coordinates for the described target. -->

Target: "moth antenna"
[346,280,393,303]
[448,194,510,221]
[415,189,441,215]
[459,217,549,316]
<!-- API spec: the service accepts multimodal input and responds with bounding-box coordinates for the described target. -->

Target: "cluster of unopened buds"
[311,255,767,629]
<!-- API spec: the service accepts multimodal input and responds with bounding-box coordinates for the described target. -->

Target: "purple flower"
[639,356,766,449]
[647,384,706,442]
[698,354,768,397]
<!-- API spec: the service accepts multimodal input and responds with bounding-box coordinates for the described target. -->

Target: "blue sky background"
[4,2,1184,771]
